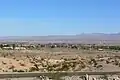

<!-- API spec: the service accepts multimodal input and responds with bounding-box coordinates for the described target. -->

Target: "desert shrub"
[16,59,19,61]
[29,67,38,72]
[106,60,110,64]
[114,60,119,66]
[12,69,18,72]
[19,63,26,66]
[96,65,103,68]
[17,70,25,72]
[13,69,25,72]
[9,65,15,69]
[118,63,120,67]
[2,61,7,65]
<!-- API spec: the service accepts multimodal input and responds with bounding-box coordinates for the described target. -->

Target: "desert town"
[0,42,119,79]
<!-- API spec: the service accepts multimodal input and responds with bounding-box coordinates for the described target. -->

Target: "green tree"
[12,44,16,50]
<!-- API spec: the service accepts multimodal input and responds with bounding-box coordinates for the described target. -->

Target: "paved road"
[0,76,120,80]
[0,72,119,80]
[0,71,120,78]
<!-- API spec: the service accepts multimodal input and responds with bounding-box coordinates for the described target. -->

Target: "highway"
[0,71,120,78]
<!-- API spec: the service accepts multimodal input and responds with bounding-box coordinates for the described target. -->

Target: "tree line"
[0,43,120,50]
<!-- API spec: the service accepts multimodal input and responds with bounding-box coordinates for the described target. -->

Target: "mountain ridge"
[0,33,120,44]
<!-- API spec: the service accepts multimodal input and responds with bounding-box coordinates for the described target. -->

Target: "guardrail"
[0,71,120,79]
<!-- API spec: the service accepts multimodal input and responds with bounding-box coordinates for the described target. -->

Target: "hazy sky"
[0,0,120,36]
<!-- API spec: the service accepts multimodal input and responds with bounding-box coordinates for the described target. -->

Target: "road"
[0,71,119,80]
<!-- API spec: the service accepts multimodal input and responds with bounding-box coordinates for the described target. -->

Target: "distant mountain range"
[0,33,120,44]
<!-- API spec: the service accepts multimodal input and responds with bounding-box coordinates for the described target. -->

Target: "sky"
[0,0,120,36]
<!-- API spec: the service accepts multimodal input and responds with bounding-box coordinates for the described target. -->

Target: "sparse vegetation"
[0,42,119,73]
[1,43,120,51]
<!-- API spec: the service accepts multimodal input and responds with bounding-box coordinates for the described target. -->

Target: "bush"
[29,67,38,72]
[13,69,25,72]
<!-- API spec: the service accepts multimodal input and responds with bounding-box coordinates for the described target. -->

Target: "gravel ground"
[0,76,119,80]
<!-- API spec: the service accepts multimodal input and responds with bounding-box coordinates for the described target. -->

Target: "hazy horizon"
[0,32,119,36]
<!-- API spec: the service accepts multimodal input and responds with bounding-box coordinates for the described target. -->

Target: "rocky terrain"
[0,55,88,72]
[0,49,119,80]
[0,49,119,73]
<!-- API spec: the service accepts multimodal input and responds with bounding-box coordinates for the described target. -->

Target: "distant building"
[2,47,13,50]
[14,47,26,50]
[98,48,103,51]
